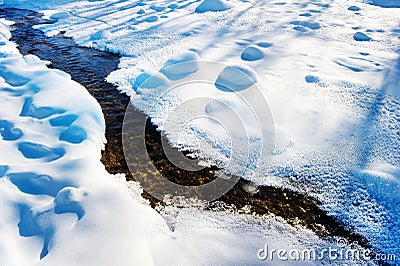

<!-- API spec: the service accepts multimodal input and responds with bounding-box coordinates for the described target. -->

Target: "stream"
[0,7,373,253]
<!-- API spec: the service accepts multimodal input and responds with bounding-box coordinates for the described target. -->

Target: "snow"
[348,5,361,11]
[0,22,171,264]
[257,41,273,48]
[215,64,258,91]
[240,45,264,61]
[159,51,200,80]
[90,29,112,41]
[1,0,400,264]
[289,20,321,30]
[368,0,400,8]
[304,75,320,83]
[195,0,233,13]
[0,20,352,265]
[353,32,372,41]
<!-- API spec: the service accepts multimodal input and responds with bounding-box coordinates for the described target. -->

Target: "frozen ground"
[0,0,399,264]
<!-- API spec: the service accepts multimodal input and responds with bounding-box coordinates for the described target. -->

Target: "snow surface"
[0,20,357,265]
[1,0,400,263]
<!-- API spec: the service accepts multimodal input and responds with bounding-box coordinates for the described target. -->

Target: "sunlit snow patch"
[195,0,233,13]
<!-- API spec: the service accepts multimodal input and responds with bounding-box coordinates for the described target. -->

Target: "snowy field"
[0,0,399,265]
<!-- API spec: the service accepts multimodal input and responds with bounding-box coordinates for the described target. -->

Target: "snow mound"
[257,42,273,48]
[133,71,168,91]
[305,75,320,83]
[160,51,200,80]
[290,20,321,30]
[348,6,361,11]
[195,0,232,13]
[353,32,372,41]
[368,0,400,8]
[241,45,264,61]
[215,65,258,92]
[53,187,86,220]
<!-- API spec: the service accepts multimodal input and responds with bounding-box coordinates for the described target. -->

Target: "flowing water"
[0,7,372,250]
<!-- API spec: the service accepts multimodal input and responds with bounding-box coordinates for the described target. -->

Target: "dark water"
[0,7,373,252]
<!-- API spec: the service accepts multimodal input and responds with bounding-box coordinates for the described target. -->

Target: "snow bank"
[0,21,174,265]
